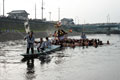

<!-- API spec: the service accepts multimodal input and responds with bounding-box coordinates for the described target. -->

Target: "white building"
[7,10,29,20]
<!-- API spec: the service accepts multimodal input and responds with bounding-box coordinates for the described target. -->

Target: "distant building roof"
[7,10,29,15]
[61,18,73,21]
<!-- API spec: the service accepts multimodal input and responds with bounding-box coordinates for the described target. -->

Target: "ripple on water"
[0,35,120,80]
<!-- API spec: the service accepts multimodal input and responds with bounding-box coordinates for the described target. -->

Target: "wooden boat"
[21,45,61,58]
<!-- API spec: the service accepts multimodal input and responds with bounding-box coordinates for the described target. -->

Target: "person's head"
[46,37,49,41]
[29,31,33,36]
[107,40,110,44]
[40,38,43,41]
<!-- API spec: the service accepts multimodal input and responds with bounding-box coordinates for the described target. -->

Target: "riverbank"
[0,32,48,42]
[0,31,119,42]
[0,32,78,42]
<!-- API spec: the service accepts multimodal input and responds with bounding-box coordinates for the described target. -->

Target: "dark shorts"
[27,43,34,48]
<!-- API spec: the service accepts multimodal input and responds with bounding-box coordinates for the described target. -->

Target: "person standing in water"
[81,32,87,39]
[24,31,35,54]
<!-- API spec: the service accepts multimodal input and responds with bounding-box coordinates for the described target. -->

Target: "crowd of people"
[52,29,109,48]
[24,30,110,54]
[52,38,109,48]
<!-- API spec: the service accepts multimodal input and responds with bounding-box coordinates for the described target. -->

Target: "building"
[61,18,74,26]
[7,10,29,20]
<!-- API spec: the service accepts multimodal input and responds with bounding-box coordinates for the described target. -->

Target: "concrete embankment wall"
[0,32,48,42]
[0,17,57,42]
[0,17,56,32]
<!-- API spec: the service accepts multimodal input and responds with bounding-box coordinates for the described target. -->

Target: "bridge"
[67,23,120,34]
[97,23,120,29]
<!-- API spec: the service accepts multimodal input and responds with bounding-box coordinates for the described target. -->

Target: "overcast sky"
[0,0,120,23]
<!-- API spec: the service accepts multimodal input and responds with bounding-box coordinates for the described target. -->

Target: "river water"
[0,34,120,80]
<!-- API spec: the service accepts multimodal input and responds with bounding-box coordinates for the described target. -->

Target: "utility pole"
[41,0,44,20]
[76,17,79,24]
[74,18,76,24]
[35,3,36,19]
[58,8,60,21]
[107,14,110,23]
[78,18,79,24]
[109,15,110,23]
[84,19,86,24]
[49,12,51,21]
[3,0,5,16]
[107,15,108,23]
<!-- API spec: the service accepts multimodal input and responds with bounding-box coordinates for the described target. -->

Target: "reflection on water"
[39,54,52,65]
[0,34,120,80]
[25,59,36,80]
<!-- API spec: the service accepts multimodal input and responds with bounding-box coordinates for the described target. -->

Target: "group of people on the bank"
[24,29,110,54]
